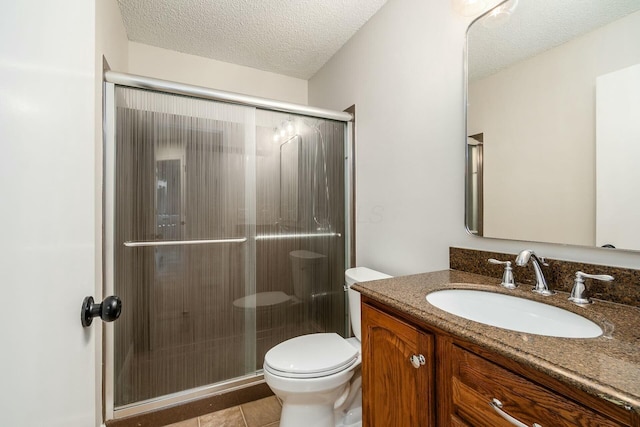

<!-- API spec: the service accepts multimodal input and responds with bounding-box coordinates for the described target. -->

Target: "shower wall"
[110,87,346,410]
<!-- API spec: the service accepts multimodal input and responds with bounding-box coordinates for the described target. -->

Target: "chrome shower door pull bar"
[123,237,247,247]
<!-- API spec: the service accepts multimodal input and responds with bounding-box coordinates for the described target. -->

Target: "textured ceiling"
[468,0,640,80]
[117,0,388,79]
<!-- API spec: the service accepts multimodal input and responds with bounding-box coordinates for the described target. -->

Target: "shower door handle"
[81,295,122,327]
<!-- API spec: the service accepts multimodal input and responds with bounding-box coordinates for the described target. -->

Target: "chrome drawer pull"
[490,398,542,427]
[409,354,425,369]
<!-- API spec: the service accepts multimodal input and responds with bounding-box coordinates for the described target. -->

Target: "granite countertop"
[353,269,640,413]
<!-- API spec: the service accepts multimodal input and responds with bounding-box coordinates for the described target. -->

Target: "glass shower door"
[111,87,257,409]
[253,110,347,368]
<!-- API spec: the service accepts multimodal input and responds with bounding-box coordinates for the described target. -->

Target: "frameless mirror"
[466,0,640,251]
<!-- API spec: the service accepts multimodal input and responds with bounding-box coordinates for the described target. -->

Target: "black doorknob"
[81,295,122,327]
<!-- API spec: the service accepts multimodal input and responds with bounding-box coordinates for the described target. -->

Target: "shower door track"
[103,72,355,421]
[104,71,353,122]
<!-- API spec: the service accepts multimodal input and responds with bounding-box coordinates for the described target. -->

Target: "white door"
[0,1,100,426]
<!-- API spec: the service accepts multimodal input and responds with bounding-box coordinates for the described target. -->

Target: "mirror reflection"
[279,135,300,223]
[466,0,640,251]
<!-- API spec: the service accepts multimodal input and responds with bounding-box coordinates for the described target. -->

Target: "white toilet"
[263,267,391,427]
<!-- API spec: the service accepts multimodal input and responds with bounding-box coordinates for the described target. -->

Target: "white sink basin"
[426,289,602,338]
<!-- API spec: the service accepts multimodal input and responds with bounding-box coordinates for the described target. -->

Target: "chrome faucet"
[515,250,555,296]
[488,258,516,289]
[569,271,614,305]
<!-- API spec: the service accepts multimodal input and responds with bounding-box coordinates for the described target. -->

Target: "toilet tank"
[345,267,392,341]
[290,250,328,301]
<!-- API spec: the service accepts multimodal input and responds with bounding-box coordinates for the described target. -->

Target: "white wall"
[95,0,130,423]
[309,0,470,275]
[128,42,308,105]
[0,1,99,426]
[468,11,640,247]
[309,0,640,273]
[97,0,129,73]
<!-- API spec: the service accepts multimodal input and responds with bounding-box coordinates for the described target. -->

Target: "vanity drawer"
[450,345,626,427]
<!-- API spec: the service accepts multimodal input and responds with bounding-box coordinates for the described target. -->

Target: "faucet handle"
[569,271,614,305]
[575,271,614,282]
[488,258,516,289]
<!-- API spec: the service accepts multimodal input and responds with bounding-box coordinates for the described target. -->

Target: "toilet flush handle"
[410,354,426,369]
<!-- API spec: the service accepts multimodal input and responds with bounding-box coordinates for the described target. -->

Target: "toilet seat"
[233,291,290,309]
[264,333,359,379]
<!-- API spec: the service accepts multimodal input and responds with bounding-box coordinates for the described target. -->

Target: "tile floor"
[165,396,281,427]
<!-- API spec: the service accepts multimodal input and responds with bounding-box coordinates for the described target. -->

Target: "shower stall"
[103,73,352,418]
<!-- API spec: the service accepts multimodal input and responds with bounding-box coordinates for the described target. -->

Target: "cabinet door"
[450,344,628,427]
[362,303,434,427]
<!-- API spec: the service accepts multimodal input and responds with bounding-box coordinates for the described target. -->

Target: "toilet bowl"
[263,267,391,427]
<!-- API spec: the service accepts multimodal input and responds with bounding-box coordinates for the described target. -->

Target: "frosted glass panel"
[254,110,346,365]
[113,87,256,407]
[110,87,347,411]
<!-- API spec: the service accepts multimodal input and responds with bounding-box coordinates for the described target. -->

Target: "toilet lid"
[264,333,359,379]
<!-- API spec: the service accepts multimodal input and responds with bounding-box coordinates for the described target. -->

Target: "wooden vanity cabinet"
[361,303,435,427]
[362,299,636,427]
[447,344,626,427]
